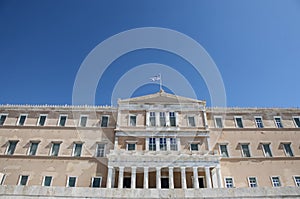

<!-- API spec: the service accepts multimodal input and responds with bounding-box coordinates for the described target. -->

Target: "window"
[294,176,300,187]
[283,143,294,157]
[95,143,105,157]
[293,117,300,128]
[188,116,196,127]
[0,114,7,126]
[255,117,264,128]
[170,138,178,151]
[248,177,257,187]
[219,144,229,157]
[262,143,273,157]
[159,112,166,127]
[19,175,29,186]
[43,176,52,186]
[271,176,281,187]
[169,112,176,127]
[17,114,27,126]
[91,177,102,188]
[214,116,223,128]
[241,144,251,157]
[79,116,88,127]
[101,116,109,127]
[37,115,47,126]
[67,176,77,187]
[6,140,18,155]
[72,143,83,157]
[58,115,67,126]
[159,138,167,151]
[28,142,39,156]
[0,173,6,185]
[225,177,234,188]
[274,117,283,128]
[190,143,199,151]
[50,143,60,156]
[234,117,243,128]
[129,115,136,126]
[149,112,156,126]
[149,138,156,151]
[127,143,136,151]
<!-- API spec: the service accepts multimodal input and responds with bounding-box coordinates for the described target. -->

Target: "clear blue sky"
[0,0,300,107]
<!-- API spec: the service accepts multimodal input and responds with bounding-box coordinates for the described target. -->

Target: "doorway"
[161,177,169,189]
[123,177,131,188]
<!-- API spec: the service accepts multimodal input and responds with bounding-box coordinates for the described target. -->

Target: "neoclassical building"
[0,91,300,198]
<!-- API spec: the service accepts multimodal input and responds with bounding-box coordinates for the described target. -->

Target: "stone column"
[131,167,137,189]
[169,167,174,189]
[166,112,170,126]
[193,167,199,189]
[175,112,179,126]
[155,112,160,127]
[216,165,222,188]
[118,167,124,188]
[156,167,161,189]
[156,138,160,151]
[205,167,212,188]
[177,138,181,151]
[166,138,171,151]
[180,167,187,189]
[145,138,149,151]
[106,166,113,188]
[144,167,149,189]
[146,112,150,126]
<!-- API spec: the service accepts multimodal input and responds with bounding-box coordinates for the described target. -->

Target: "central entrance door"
[161,177,169,189]
[123,177,131,188]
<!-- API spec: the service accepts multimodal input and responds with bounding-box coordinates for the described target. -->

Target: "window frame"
[0,173,6,185]
[91,176,102,188]
[79,115,88,127]
[170,138,178,151]
[187,116,196,127]
[169,112,176,127]
[18,175,29,186]
[149,137,156,151]
[50,142,61,156]
[0,114,8,126]
[293,176,300,187]
[58,115,68,127]
[149,112,156,127]
[72,142,83,157]
[129,114,137,127]
[248,176,258,187]
[126,143,136,151]
[37,114,47,126]
[100,115,109,127]
[67,176,77,187]
[234,116,244,128]
[159,138,167,151]
[282,143,294,157]
[6,140,18,155]
[292,116,300,128]
[261,143,273,157]
[42,176,53,186]
[240,143,251,157]
[271,176,281,187]
[190,143,199,151]
[214,116,223,128]
[28,141,40,156]
[274,116,283,128]
[95,143,106,157]
[254,116,264,128]
[224,177,234,188]
[219,144,229,157]
[17,114,27,126]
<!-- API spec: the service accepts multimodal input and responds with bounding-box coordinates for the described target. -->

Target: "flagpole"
[159,73,162,91]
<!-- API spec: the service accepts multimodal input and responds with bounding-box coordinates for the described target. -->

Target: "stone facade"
[0,91,300,198]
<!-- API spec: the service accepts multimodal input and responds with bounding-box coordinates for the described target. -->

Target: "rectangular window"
[255,117,264,128]
[67,176,77,187]
[241,144,251,157]
[127,143,136,151]
[79,116,88,127]
[159,138,167,151]
[38,115,47,126]
[169,112,176,127]
[170,138,178,151]
[72,143,82,157]
[28,142,39,156]
[271,176,281,187]
[17,115,27,126]
[58,115,67,126]
[248,177,257,187]
[283,143,294,157]
[190,143,199,151]
[293,117,300,128]
[214,116,223,128]
[262,143,273,157]
[19,175,29,186]
[129,115,136,126]
[159,112,166,127]
[43,176,52,186]
[225,177,234,188]
[91,177,102,188]
[294,176,300,187]
[274,117,283,128]
[219,144,229,157]
[234,117,243,128]
[149,138,156,151]
[6,140,18,155]
[95,143,105,157]
[0,114,7,126]
[0,173,6,185]
[50,143,60,156]
[188,116,196,127]
[101,116,109,127]
[149,112,156,126]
